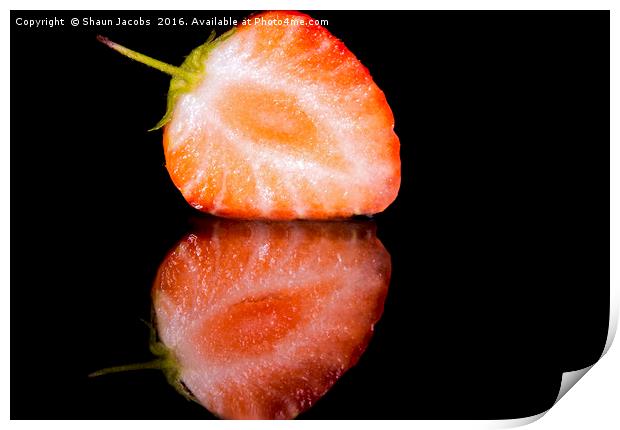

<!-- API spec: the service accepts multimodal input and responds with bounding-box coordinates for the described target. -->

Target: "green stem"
[88,358,169,377]
[97,35,198,83]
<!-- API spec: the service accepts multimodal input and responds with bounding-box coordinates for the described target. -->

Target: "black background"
[11,10,609,419]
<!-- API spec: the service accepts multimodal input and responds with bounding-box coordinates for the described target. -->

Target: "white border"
[3,1,618,428]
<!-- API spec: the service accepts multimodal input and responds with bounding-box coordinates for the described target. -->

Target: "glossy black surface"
[11,10,609,419]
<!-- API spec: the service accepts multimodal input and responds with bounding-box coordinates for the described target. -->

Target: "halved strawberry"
[152,218,391,419]
[99,11,400,220]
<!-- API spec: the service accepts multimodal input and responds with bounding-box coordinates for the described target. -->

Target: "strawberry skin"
[163,11,400,219]
[153,218,391,419]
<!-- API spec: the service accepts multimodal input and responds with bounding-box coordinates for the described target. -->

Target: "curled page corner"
[493,364,597,428]
[492,410,547,428]
[489,293,618,429]
[554,365,595,404]
[488,366,598,428]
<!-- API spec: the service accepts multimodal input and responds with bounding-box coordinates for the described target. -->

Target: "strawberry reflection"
[152,218,391,419]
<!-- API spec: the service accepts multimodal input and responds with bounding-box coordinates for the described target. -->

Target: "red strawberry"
[99,11,400,220]
[149,218,390,419]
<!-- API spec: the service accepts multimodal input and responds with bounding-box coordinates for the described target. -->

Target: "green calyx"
[97,29,236,131]
[89,311,197,403]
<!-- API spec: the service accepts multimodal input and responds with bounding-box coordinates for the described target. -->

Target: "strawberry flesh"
[152,218,391,419]
[164,11,400,220]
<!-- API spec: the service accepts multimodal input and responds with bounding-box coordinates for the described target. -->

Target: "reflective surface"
[152,219,391,419]
[11,10,609,420]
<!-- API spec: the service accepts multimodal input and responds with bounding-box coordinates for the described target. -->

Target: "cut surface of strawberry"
[152,218,391,419]
[100,11,400,220]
